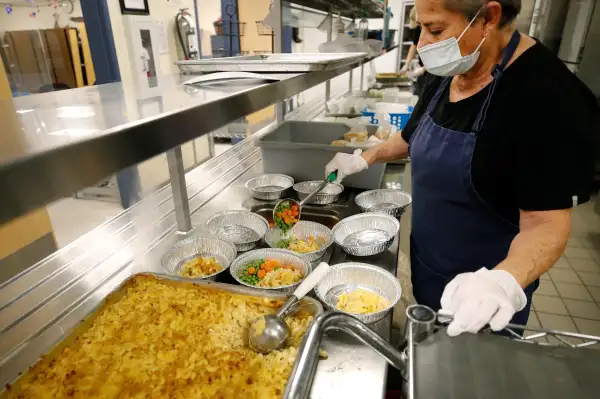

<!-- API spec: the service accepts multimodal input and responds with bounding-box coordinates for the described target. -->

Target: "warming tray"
[175,53,368,73]
[0,273,323,396]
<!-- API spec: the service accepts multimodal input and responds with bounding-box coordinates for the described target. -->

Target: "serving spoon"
[273,172,337,231]
[248,262,331,353]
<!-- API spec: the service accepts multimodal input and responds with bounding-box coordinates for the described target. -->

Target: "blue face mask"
[417,9,486,76]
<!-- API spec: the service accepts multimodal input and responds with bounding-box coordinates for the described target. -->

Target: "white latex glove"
[407,66,426,79]
[325,149,368,183]
[399,65,409,75]
[441,267,527,337]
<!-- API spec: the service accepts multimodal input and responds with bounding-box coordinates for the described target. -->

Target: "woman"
[400,7,428,96]
[326,0,597,336]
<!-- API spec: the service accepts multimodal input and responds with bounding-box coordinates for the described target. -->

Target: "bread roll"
[331,140,349,146]
[344,131,368,141]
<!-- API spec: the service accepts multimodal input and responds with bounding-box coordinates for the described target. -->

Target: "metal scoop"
[273,172,337,231]
[248,262,331,353]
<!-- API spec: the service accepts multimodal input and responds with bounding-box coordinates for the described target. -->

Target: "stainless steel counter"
[0,129,404,397]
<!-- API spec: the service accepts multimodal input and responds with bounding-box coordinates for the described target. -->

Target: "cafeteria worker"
[326,0,597,336]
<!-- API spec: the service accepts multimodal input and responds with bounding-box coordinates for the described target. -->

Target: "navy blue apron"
[408,30,537,326]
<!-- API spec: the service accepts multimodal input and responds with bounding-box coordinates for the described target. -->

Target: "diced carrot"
[291,204,298,211]
[248,267,256,275]
[269,222,274,228]
[260,263,266,269]
[257,270,266,278]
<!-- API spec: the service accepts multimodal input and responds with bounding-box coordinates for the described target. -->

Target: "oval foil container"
[246,174,294,200]
[161,235,237,281]
[204,210,269,251]
[229,248,312,293]
[315,262,402,323]
[264,221,333,262]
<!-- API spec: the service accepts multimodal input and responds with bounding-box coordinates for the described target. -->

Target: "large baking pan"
[0,273,323,396]
[175,52,367,73]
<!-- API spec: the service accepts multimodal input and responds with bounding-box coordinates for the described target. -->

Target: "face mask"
[417,9,486,76]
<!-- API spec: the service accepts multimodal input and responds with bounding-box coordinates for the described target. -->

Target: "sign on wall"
[119,0,150,15]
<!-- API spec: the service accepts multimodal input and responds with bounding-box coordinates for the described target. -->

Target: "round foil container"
[204,210,269,252]
[315,262,402,323]
[264,221,333,262]
[246,174,294,201]
[161,235,237,281]
[332,213,400,256]
[355,189,412,218]
[293,181,344,204]
[229,248,312,293]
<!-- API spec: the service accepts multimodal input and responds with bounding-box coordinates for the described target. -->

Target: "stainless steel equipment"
[568,0,600,95]
[249,262,331,353]
[2,66,372,225]
[175,53,367,73]
[283,305,600,399]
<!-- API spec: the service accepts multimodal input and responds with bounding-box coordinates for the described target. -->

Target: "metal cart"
[284,305,600,399]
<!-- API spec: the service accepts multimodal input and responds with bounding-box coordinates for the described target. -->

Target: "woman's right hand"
[325,149,369,184]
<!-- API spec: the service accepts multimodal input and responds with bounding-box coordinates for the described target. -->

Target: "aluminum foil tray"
[315,262,402,324]
[160,235,237,281]
[229,248,312,294]
[175,53,367,73]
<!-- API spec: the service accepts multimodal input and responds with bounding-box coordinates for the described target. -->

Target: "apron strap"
[425,77,452,116]
[472,30,521,133]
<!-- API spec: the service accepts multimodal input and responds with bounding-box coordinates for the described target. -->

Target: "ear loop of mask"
[456,7,484,42]
[456,7,487,54]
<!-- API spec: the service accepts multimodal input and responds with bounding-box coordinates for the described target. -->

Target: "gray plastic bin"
[256,121,386,190]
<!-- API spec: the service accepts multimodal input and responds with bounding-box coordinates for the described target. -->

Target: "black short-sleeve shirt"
[402,41,598,226]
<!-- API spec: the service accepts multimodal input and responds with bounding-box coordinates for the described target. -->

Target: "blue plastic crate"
[362,106,414,130]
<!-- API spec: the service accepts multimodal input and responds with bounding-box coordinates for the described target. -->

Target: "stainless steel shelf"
[290,0,385,18]
[0,61,368,224]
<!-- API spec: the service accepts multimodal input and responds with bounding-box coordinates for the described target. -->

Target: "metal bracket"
[166,146,192,235]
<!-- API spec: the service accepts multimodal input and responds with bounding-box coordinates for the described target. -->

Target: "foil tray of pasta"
[2,274,323,399]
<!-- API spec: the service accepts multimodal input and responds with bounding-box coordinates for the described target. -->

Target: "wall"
[106,0,212,193]
[0,1,83,33]
[195,0,222,57]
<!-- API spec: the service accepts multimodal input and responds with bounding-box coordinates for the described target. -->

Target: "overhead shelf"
[290,0,385,19]
[0,52,395,224]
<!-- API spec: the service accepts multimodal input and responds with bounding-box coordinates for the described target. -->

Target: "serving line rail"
[1,63,373,225]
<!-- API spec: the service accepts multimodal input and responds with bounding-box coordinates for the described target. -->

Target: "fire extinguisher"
[175,8,199,60]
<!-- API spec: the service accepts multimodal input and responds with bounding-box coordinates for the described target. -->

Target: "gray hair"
[444,0,521,28]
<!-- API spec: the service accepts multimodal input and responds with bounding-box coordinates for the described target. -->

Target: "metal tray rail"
[175,53,367,73]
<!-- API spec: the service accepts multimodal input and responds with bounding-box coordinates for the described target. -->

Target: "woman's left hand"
[440,268,527,337]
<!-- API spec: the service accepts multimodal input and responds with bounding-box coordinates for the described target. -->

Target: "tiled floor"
[528,199,600,340]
